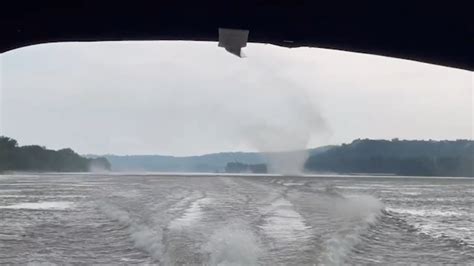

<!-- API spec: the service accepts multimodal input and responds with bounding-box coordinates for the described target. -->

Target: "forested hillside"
[305,139,473,177]
[0,136,110,172]
[104,146,331,172]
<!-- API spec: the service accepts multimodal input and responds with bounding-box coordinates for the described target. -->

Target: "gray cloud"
[0,41,472,155]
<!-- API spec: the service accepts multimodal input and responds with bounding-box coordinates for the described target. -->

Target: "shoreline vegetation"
[304,139,473,177]
[1,136,472,177]
[104,139,472,177]
[0,136,110,173]
[224,162,268,174]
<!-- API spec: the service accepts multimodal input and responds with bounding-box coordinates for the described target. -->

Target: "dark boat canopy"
[1,1,472,71]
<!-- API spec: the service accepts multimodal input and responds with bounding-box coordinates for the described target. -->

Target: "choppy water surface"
[0,174,473,265]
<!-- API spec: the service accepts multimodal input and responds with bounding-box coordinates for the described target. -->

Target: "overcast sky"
[0,41,472,156]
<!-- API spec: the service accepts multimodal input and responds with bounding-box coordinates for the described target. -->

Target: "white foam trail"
[387,207,474,246]
[165,190,201,212]
[386,207,464,217]
[0,201,74,210]
[0,195,86,198]
[99,203,163,260]
[282,182,305,186]
[397,191,422,196]
[168,197,212,230]
[111,189,141,198]
[204,223,262,266]
[0,189,36,193]
[319,195,383,265]
[260,198,311,241]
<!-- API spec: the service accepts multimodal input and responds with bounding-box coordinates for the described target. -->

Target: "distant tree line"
[0,136,111,172]
[225,162,268,173]
[305,139,473,177]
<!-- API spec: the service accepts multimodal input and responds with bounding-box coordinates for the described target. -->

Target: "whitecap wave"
[387,207,474,247]
[204,223,262,266]
[0,201,74,210]
[319,194,384,265]
[260,197,311,241]
[99,202,163,260]
[386,207,464,217]
[168,197,212,230]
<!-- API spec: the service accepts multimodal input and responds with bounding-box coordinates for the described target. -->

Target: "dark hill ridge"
[103,152,265,172]
[102,146,332,172]
[0,136,110,172]
[4,137,471,177]
[305,139,473,177]
[103,140,473,177]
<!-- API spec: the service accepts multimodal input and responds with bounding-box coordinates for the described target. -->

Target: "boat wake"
[318,194,384,265]
[204,222,262,266]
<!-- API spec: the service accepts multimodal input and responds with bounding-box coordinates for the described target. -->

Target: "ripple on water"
[168,197,213,230]
[260,198,312,241]
[204,222,262,266]
[0,201,74,210]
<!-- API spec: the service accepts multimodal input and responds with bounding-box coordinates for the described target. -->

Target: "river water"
[0,173,472,265]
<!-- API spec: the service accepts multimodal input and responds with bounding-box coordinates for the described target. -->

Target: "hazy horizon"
[1,41,472,156]
[82,138,469,157]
